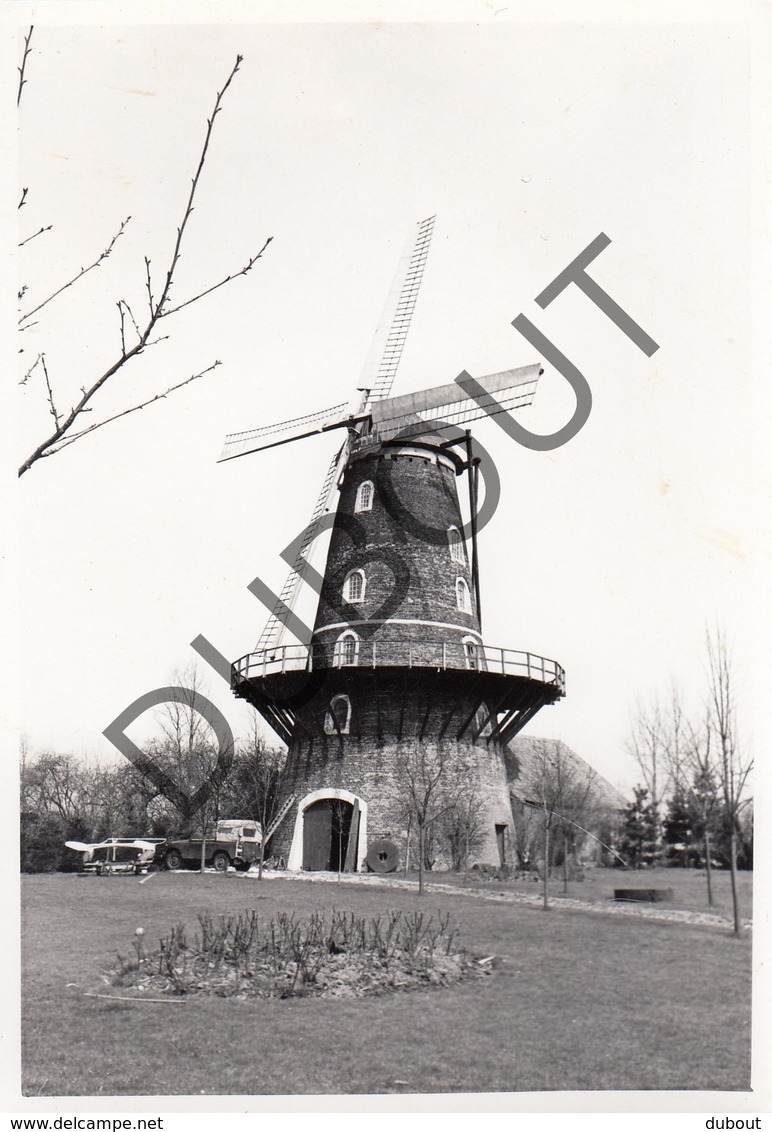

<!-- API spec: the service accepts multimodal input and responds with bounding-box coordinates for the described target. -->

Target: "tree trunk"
[543,818,550,911]
[704,830,713,906]
[199,813,207,875]
[257,837,265,880]
[418,823,425,896]
[729,824,741,935]
[563,833,569,894]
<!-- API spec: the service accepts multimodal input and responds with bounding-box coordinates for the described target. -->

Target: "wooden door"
[329,800,353,872]
[495,823,507,867]
[343,800,360,872]
[303,800,333,870]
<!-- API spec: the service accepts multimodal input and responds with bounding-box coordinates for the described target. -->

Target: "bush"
[20,813,88,873]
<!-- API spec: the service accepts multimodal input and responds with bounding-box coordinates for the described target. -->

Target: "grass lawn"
[434,865,754,922]
[21,871,752,1097]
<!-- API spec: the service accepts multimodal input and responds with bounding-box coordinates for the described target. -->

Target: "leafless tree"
[626,644,751,918]
[228,715,290,878]
[147,667,232,873]
[394,744,460,895]
[21,750,85,829]
[512,739,607,908]
[705,625,752,935]
[660,684,693,798]
[20,747,95,870]
[672,711,721,905]
[626,697,670,832]
[18,42,272,476]
[437,784,487,878]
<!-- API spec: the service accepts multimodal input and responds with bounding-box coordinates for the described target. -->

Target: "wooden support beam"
[418,695,433,741]
[393,688,405,742]
[456,673,488,738]
[437,700,457,741]
[499,698,546,747]
[373,667,384,743]
[456,700,483,740]
[488,704,520,744]
[473,686,513,741]
[263,707,292,746]
[397,674,407,742]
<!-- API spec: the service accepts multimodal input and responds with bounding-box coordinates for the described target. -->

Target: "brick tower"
[221,218,565,871]
[231,428,564,870]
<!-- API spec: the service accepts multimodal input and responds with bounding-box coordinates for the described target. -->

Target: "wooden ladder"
[263,793,297,843]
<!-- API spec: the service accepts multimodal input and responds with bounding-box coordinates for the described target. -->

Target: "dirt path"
[246,869,752,931]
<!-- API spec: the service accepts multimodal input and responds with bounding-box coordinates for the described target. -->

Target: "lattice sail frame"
[252,216,437,652]
[224,216,543,653]
[219,364,541,464]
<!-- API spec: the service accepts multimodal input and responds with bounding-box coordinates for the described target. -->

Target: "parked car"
[155,819,263,872]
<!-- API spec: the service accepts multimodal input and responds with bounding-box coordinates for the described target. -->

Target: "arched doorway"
[288,789,367,872]
[302,798,358,871]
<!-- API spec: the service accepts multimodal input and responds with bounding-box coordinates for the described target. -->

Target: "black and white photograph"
[5,0,769,1118]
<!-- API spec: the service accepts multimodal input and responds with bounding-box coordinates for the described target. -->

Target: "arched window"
[448,526,465,564]
[463,636,479,670]
[456,577,472,614]
[333,630,360,667]
[324,694,352,735]
[344,569,366,604]
[355,480,374,513]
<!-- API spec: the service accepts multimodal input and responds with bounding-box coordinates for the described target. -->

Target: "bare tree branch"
[18,26,34,108]
[44,362,221,454]
[18,217,131,325]
[118,304,127,356]
[19,187,29,210]
[19,54,272,478]
[40,356,60,427]
[153,54,244,319]
[117,299,142,348]
[144,258,155,314]
[160,237,273,317]
[19,353,43,387]
[626,696,670,820]
[19,224,52,248]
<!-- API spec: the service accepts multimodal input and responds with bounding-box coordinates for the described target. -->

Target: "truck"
[156,819,262,873]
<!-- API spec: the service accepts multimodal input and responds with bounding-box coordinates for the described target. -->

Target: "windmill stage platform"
[232,640,565,748]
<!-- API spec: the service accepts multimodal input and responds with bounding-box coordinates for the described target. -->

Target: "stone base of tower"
[273,733,514,873]
[234,663,563,874]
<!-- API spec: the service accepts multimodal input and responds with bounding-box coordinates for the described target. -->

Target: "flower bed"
[110,909,490,1000]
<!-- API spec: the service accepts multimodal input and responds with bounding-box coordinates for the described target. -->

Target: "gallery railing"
[232,640,565,693]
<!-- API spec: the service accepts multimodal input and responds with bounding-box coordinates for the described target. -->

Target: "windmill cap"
[349,432,466,471]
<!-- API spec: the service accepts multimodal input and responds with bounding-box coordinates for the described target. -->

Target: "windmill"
[221,217,565,872]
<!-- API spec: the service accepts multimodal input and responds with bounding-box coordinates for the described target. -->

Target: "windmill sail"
[223,363,542,467]
[254,442,349,652]
[251,216,437,649]
[365,363,541,443]
[359,215,435,408]
[218,401,352,464]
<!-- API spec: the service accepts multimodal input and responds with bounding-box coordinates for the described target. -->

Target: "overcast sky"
[9,9,768,795]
